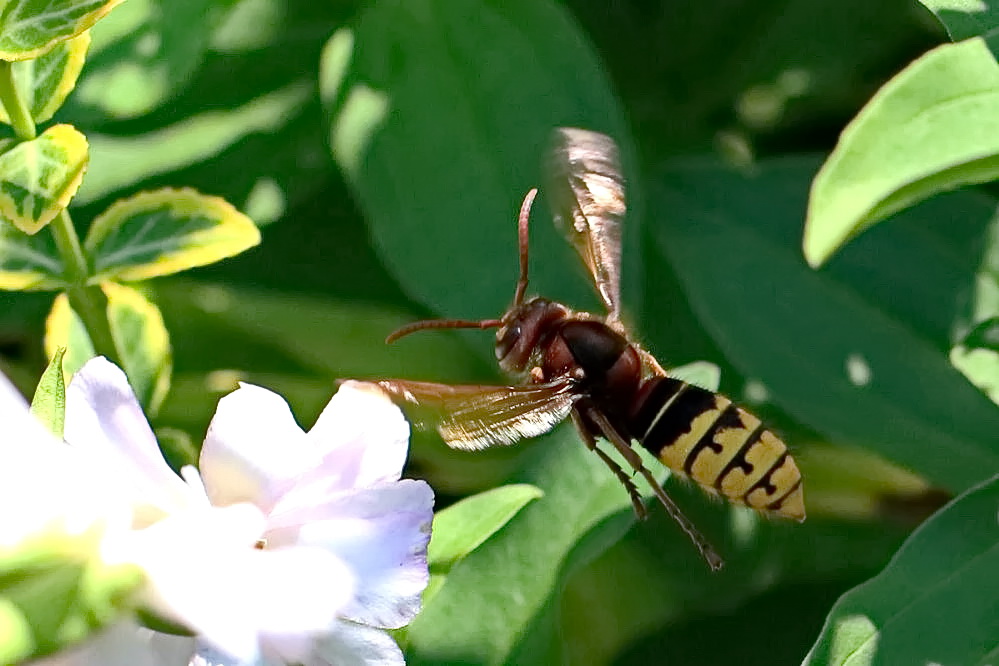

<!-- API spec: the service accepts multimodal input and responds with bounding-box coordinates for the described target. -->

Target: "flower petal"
[306,381,410,490]
[0,365,61,452]
[269,479,433,629]
[308,620,404,666]
[0,368,135,546]
[200,383,313,511]
[64,357,196,521]
[112,503,354,664]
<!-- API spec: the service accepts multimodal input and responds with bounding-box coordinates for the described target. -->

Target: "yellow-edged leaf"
[0,32,90,125]
[0,0,122,61]
[84,188,261,281]
[0,217,64,289]
[45,282,171,412]
[0,124,88,234]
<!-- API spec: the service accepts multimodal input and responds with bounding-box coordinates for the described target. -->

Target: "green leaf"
[0,32,90,125]
[0,534,141,664]
[84,188,261,282]
[0,0,123,61]
[77,83,310,205]
[803,473,999,666]
[654,157,999,493]
[428,484,543,575]
[917,0,999,40]
[0,217,63,289]
[407,424,650,666]
[0,124,88,234]
[30,347,66,437]
[45,282,171,412]
[322,0,639,323]
[804,35,999,267]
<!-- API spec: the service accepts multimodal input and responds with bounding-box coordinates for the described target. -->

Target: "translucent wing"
[372,377,581,450]
[546,127,626,320]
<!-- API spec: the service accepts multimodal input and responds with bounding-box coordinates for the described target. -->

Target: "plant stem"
[0,61,119,363]
[49,210,119,363]
[0,61,35,140]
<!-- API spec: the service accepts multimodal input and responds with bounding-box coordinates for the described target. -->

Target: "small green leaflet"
[29,348,67,437]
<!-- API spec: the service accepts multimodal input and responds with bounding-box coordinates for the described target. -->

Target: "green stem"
[0,61,35,140]
[0,62,119,363]
[50,210,119,363]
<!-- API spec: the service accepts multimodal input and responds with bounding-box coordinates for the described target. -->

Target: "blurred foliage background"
[2,1,993,664]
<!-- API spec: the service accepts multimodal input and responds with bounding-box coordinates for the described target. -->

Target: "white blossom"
[61,358,433,665]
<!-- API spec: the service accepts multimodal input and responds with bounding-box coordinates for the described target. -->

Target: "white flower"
[0,365,129,550]
[63,358,434,665]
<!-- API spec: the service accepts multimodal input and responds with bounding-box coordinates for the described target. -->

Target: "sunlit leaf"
[803,474,999,666]
[0,217,63,289]
[428,484,543,575]
[0,124,88,234]
[30,347,66,437]
[0,32,89,125]
[0,0,123,61]
[951,341,999,407]
[45,282,171,412]
[804,34,999,267]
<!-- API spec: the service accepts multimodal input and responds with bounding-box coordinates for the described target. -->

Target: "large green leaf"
[563,513,911,666]
[0,216,63,289]
[804,34,999,267]
[803,473,999,666]
[0,0,122,60]
[653,157,999,493]
[84,188,261,281]
[917,0,999,40]
[0,32,89,125]
[406,425,645,666]
[0,124,87,234]
[77,83,310,204]
[322,0,639,323]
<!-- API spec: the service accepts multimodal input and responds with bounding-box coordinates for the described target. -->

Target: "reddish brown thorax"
[495,297,642,408]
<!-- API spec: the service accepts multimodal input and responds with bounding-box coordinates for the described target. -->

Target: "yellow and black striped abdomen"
[630,377,804,521]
